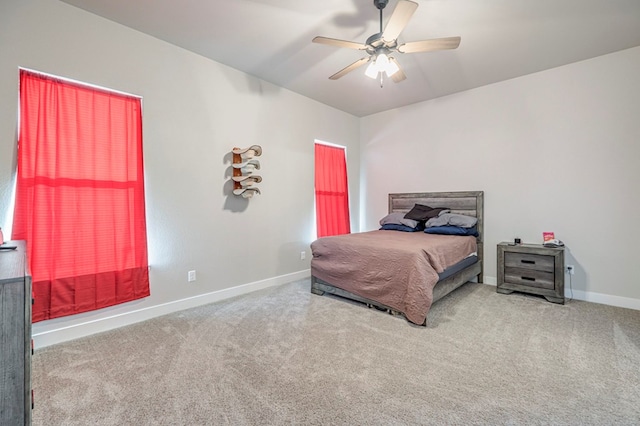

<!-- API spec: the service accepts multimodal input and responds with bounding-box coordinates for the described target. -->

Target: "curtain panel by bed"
[314,143,351,237]
[13,70,150,322]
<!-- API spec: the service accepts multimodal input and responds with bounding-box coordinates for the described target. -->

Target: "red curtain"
[13,70,150,322]
[314,143,351,237]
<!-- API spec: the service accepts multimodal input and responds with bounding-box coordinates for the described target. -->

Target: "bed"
[310,191,484,326]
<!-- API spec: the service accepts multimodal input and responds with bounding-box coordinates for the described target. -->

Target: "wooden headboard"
[388,191,484,280]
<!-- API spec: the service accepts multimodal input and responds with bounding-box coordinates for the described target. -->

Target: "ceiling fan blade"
[382,0,419,43]
[329,57,370,80]
[389,58,406,83]
[398,36,461,53]
[312,36,367,50]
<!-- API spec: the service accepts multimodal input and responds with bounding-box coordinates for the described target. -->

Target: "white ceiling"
[60,0,640,117]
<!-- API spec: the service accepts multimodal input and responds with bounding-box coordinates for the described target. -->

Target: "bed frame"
[310,190,484,325]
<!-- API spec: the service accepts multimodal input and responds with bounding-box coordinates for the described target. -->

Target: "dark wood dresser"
[497,242,565,304]
[0,240,32,425]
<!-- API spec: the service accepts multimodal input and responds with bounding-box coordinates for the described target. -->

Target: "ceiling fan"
[312,0,460,85]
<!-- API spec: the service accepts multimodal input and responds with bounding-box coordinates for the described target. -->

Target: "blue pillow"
[424,225,478,237]
[380,223,421,232]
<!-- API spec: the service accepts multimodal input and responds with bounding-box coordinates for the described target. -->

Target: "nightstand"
[497,242,565,304]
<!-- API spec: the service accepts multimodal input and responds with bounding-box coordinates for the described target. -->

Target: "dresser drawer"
[504,266,555,289]
[504,252,554,273]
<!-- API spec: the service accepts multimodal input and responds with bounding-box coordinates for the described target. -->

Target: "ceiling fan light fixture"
[365,53,398,79]
[384,57,400,77]
[365,60,379,79]
[376,53,390,68]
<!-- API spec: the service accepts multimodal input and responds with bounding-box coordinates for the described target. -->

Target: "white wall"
[0,0,360,347]
[360,46,640,308]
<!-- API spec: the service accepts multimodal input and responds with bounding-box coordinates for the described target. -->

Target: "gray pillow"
[425,213,477,228]
[379,212,420,229]
[424,215,449,228]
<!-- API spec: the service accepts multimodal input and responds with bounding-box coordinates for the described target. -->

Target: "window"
[314,142,350,237]
[13,69,150,322]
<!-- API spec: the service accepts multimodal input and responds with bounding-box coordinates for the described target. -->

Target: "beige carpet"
[32,279,640,425]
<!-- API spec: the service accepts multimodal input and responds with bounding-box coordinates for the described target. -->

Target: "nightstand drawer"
[504,252,554,273]
[504,266,555,289]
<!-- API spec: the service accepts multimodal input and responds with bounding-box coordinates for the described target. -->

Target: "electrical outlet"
[566,265,575,275]
[188,270,196,282]
[300,251,306,260]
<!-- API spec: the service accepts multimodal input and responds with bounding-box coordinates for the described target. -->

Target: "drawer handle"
[521,276,536,281]
[521,260,535,265]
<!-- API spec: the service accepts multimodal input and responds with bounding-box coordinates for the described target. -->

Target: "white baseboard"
[482,275,640,311]
[33,269,311,349]
[483,276,497,286]
[564,289,640,311]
